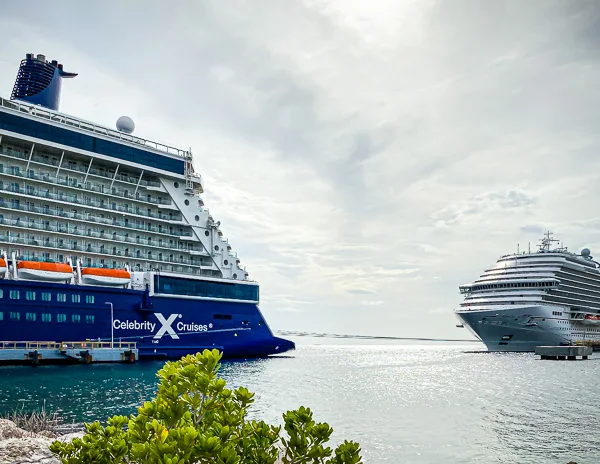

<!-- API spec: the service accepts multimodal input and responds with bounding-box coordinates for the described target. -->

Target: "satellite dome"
[116,116,135,134]
[582,248,591,258]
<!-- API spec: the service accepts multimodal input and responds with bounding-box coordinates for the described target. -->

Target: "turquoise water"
[1,341,599,464]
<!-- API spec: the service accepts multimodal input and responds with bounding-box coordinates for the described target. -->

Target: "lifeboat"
[81,268,131,287]
[17,261,73,282]
[581,314,600,325]
[0,258,6,277]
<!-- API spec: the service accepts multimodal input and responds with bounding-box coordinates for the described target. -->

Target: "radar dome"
[582,248,591,258]
[116,116,135,134]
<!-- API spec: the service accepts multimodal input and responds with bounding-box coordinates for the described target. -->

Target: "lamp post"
[106,302,113,348]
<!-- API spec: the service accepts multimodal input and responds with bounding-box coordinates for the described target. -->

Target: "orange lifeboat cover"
[17,261,72,273]
[81,268,131,279]
[0,258,5,267]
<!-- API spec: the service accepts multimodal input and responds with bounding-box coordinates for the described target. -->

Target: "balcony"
[0,214,208,256]
[0,180,184,223]
[0,151,174,207]
[0,198,192,239]
[0,146,174,193]
[0,233,211,269]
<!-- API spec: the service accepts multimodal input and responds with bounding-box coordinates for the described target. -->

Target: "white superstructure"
[0,96,248,283]
[455,232,600,351]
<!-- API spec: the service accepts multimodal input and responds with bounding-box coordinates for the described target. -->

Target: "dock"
[0,341,138,365]
[535,345,593,361]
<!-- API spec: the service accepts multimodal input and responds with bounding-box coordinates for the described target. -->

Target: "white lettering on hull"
[112,313,214,340]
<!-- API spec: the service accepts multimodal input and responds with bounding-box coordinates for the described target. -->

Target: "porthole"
[214,245,219,251]
[195,215,200,221]
[174,181,179,188]
[184,199,190,206]
[224,260,228,265]
[205,230,209,236]
[233,273,237,279]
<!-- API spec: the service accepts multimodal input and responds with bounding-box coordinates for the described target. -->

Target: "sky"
[0,0,599,340]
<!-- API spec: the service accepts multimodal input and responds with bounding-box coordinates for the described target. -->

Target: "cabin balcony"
[0,147,174,207]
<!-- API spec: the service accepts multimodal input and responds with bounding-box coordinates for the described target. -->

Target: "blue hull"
[0,279,294,359]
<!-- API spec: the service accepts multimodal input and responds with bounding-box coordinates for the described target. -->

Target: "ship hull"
[0,279,294,359]
[455,305,569,352]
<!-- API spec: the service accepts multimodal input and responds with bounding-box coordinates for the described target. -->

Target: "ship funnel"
[10,53,77,111]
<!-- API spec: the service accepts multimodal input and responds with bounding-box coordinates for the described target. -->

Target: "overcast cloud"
[1,0,599,339]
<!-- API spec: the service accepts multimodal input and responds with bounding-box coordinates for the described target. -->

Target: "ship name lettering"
[113,319,156,332]
[177,322,209,332]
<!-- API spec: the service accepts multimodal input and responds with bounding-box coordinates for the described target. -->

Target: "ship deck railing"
[0,341,62,350]
[0,96,190,159]
[0,340,137,350]
[61,341,137,350]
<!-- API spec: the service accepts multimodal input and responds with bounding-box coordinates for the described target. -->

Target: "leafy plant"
[50,349,362,464]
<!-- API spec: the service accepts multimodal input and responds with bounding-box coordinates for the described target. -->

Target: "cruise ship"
[455,231,600,352]
[0,53,294,359]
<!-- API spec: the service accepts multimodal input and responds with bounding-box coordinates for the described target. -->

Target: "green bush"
[50,349,363,464]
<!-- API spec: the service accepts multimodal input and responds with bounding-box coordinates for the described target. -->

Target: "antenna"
[538,230,560,252]
[528,242,531,253]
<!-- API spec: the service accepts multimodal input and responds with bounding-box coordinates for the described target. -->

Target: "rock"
[0,420,38,441]
[0,420,83,464]
[0,437,58,464]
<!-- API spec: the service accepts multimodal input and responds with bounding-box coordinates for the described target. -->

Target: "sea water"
[0,340,599,464]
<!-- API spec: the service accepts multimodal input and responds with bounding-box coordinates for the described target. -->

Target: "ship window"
[41,293,52,302]
[26,291,36,301]
[224,260,228,265]
[57,314,66,323]
[72,294,81,303]
[0,312,2,321]
[72,314,81,323]
[9,311,20,320]
[174,182,179,188]
[9,290,20,300]
[204,231,209,237]
[26,312,36,322]
[0,289,4,299]
[184,199,190,206]
[86,315,95,324]
[155,275,259,301]
[195,215,200,221]
[86,295,95,304]
[214,245,219,251]
[42,313,51,322]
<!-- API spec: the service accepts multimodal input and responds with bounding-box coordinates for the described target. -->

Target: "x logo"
[154,313,180,340]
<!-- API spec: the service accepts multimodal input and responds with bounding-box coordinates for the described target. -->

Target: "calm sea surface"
[1,340,599,464]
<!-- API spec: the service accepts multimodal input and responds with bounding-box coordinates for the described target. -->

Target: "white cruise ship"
[0,52,294,360]
[455,232,600,351]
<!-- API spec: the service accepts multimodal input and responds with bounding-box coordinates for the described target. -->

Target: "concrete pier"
[535,345,593,360]
[0,341,138,365]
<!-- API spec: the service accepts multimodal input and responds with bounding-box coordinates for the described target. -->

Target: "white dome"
[116,116,135,134]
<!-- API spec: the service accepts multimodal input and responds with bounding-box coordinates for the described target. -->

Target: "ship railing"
[0,341,62,350]
[0,200,192,239]
[0,234,206,265]
[1,165,173,207]
[0,146,164,192]
[60,341,137,350]
[0,96,190,159]
[0,183,183,222]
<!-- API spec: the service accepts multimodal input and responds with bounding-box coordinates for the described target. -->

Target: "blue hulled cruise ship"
[0,53,294,359]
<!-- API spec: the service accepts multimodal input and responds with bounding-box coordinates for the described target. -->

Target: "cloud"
[1,0,600,338]
[432,188,537,228]
[361,300,384,306]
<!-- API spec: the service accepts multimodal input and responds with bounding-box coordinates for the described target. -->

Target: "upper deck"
[0,96,193,177]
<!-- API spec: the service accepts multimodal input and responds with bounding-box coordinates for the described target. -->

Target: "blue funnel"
[10,53,77,111]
